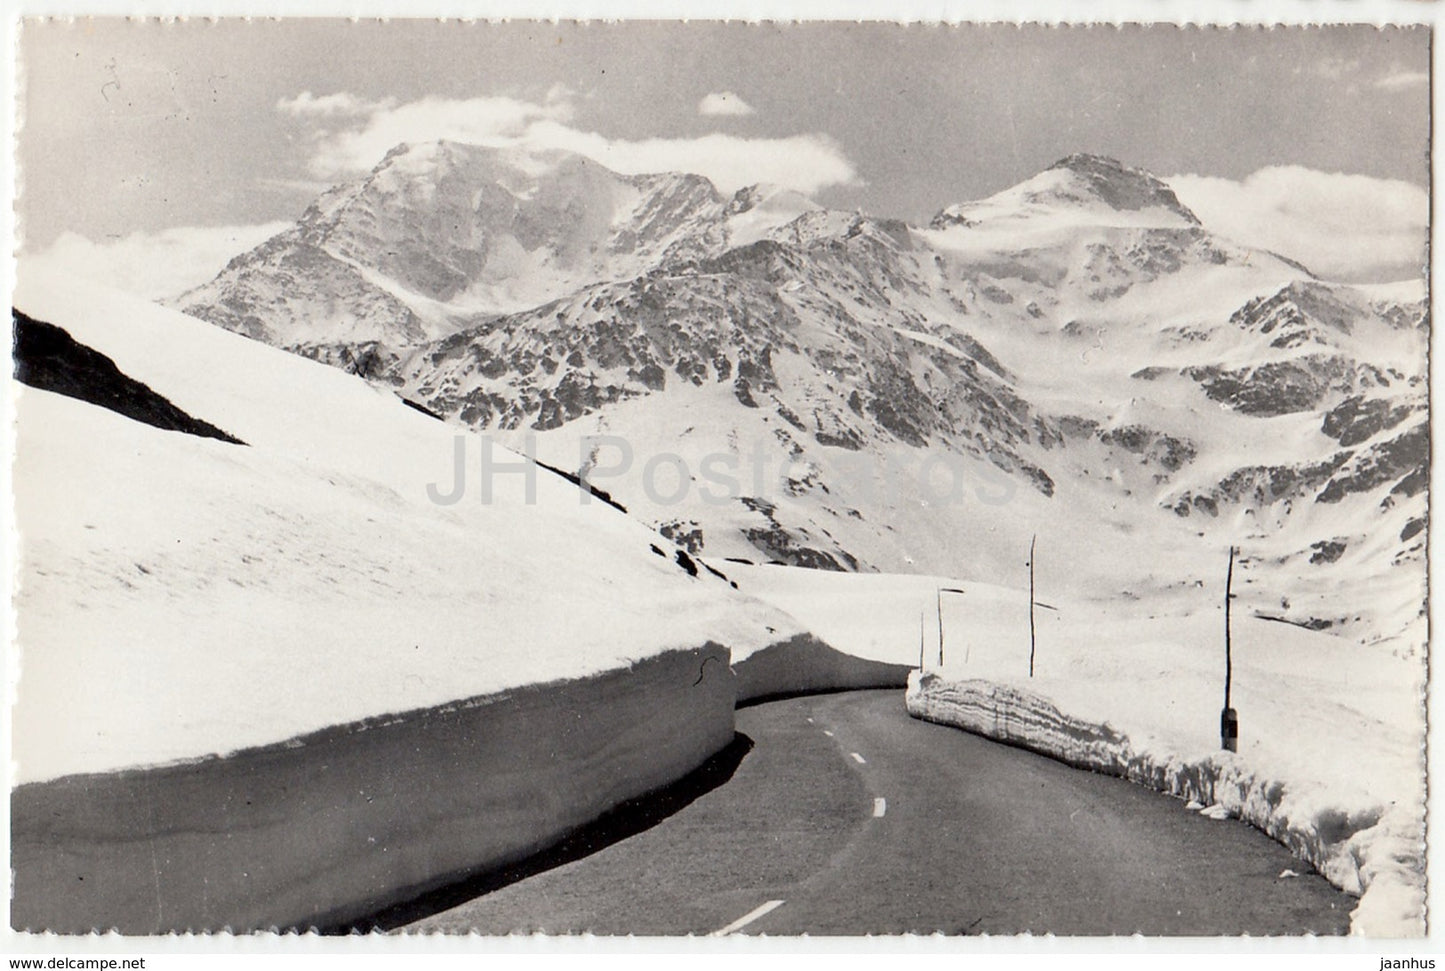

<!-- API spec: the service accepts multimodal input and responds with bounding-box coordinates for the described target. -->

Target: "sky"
[14,19,1432,290]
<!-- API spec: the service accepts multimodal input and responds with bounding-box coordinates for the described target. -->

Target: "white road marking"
[850,752,867,764]
[823,730,835,737]
[709,899,785,936]
[873,797,887,817]
[806,717,814,723]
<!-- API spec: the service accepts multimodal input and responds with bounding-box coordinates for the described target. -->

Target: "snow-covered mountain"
[177,142,814,346]
[174,146,1428,654]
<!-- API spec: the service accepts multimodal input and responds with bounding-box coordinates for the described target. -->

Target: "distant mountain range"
[174,143,1428,653]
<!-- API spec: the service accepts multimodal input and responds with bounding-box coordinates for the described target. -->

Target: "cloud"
[522,120,856,196]
[543,82,578,107]
[1374,69,1429,91]
[1307,56,1361,81]
[698,91,756,117]
[288,91,859,197]
[277,91,391,117]
[1168,167,1427,284]
[26,223,292,301]
[300,94,575,177]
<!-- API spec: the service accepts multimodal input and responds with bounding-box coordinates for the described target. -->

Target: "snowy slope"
[11,266,802,784]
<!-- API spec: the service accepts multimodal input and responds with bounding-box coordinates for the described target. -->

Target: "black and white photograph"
[4,11,1433,951]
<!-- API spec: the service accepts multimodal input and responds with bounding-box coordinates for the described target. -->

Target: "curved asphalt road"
[403,689,1352,936]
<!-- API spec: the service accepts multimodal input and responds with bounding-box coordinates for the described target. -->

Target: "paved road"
[401,689,1352,936]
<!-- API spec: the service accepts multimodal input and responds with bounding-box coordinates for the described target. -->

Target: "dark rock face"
[1098,425,1197,473]
[13,310,245,445]
[295,341,404,382]
[1172,453,1352,513]
[738,496,856,571]
[1401,516,1426,542]
[814,427,864,451]
[659,520,704,554]
[929,209,976,230]
[1184,356,1361,417]
[1310,539,1348,564]
[1316,424,1428,504]
[1322,396,1416,447]
[864,359,933,447]
[1047,154,1201,223]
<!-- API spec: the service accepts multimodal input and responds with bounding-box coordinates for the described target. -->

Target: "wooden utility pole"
[1028,534,1037,678]
[1221,545,1239,752]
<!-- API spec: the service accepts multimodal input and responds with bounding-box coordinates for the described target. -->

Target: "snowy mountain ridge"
[174,144,1428,654]
[180,141,822,346]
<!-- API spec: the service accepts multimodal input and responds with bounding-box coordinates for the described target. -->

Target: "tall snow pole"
[1028,535,1037,678]
[936,587,945,668]
[936,588,965,669]
[1221,545,1239,752]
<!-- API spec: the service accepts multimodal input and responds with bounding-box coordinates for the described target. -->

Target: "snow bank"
[907,672,1424,937]
[13,644,735,933]
[9,268,798,931]
[11,269,798,780]
[733,633,914,703]
[722,563,953,668]
[721,565,930,701]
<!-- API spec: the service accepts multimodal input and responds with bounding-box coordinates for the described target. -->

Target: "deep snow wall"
[12,644,735,933]
[733,633,915,704]
[905,672,1425,936]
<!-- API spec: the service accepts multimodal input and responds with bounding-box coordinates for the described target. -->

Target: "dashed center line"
[709,899,785,936]
[850,752,867,764]
[873,797,887,817]
[822,729,835,737]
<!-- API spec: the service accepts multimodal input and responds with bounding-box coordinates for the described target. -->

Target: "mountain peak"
[726,182,817,217]
[1048,152,1131,173]
[1045,154,1199,223]
[370,139,591,181]
[930,154,1203,232]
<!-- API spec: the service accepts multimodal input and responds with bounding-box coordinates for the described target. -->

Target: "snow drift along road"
[907,671,1423,937]
[13,645,734,933]
[9,268,806,931]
